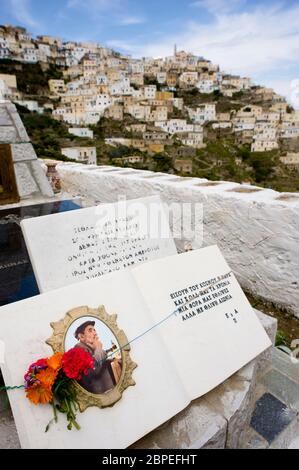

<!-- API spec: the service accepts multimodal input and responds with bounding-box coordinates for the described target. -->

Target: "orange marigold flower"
[47,352,63,371]
[26,383,53,405]
[36,368,57,389]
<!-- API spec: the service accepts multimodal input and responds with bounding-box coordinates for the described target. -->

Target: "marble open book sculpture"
[0,246,271,449]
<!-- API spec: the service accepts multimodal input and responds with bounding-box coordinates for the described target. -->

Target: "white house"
[109,78,133,96]
[196,79,217,94]
[86,94,112,115]
[251,122,279,151]
[280,127,299,138]
[132,88,144,99]
[0,47,10,59]
[172,98,184,110]
[155,119,194,134]
[96,75,108,85]
[156,72,167,84]
[18,31,32,42]
[280,153,299,167]
[148,107,168,122]
[49,79,66,95]
[129,62,144,74]
[188,104,216,123]
[237,106,263,118]
[123,155,144,164]
[257,113,280,126]
[61,146,97,164]
[15,100,44,114]
[212,122,232,130]
[73,46,90,62]
[66,80,82,92]
[68,128,94,138]
[179,72,198,87]
[254,122,278,137]
[251,140,279,152]
[22,47,38,63]
[107,57,122,68]
[181,132,204,148]
[233,116,256,131]
[53,109,83,125]
[127,104,151,121]
[37,43,52,62]
[105,138,131,147]
[144,85,157,100]
[0,38,10,59]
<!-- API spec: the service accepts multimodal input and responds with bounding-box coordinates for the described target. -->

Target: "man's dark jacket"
[74,342,115,394]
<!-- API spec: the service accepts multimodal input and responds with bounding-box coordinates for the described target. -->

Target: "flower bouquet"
[24,348,94,431]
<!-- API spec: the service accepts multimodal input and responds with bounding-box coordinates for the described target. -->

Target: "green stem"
[52,400,58,423]
[65,398,80,430]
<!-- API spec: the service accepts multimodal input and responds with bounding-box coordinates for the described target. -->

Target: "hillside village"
[1,24,299,191]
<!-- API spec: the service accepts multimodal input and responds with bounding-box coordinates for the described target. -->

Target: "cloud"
[67,0,120,11]
[191,0,246,15]
[106,39,135,51]
[9,0,40,29]
[110,2,299,99]
[118,15,146,25]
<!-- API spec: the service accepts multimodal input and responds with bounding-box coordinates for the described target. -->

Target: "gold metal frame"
[46,305,137,411]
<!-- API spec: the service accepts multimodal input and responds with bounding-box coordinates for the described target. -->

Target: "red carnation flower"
[28,358,48,372]
[34,358,48,368]
[62,348,94,381]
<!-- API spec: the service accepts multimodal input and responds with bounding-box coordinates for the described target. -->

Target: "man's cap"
[75,320,95,339]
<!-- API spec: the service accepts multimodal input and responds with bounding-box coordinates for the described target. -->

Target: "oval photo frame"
[46,306,137,411]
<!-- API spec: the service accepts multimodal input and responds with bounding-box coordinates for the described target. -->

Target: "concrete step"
[289,435,299,449]
[244,415,299,449]
[242,347,299,449]
[0,409,20,449]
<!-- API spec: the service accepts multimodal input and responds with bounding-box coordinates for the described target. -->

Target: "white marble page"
[132,245,272,400]
[21,195,177,292]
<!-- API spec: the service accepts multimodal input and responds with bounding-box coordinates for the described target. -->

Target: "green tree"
[249,152,276,182]
[152,153,173,172]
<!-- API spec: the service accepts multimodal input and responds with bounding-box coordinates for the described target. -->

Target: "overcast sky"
[3,0,299,105]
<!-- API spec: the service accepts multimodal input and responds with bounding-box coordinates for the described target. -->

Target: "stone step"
[270,414,299,449]
[244,414,299,449]
[289,435,299,449]
[272,347,299,384]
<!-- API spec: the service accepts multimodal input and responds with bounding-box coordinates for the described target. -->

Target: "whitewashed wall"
[57,163,299,317]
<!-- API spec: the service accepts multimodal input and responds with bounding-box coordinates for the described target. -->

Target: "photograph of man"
[74,320,121,394]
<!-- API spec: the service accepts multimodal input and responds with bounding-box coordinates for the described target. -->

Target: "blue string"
[106,307,181,361]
